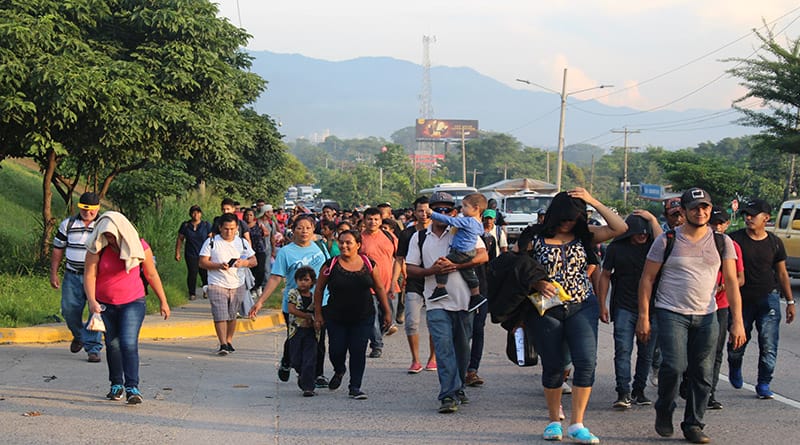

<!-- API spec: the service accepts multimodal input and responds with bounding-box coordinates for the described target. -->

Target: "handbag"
[528,281,572,316]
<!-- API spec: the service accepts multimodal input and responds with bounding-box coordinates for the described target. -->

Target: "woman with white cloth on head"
[84,211,170,405]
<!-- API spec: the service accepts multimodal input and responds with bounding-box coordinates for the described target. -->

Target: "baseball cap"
[77,192,100,210]
[740,199,771,216]
[613,214,652,243]
[482,209,496,219]
[664,197,682,216]
[680,187,712,210]
[429,191,455,206]
[709,205,730,224]
[377,202,392,208]
[189,205,202,215]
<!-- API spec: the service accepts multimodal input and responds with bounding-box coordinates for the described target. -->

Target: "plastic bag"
[87,313,106,332]
[528,281,572,316]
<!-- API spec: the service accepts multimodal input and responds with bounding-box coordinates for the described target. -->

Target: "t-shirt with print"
[272,242,329,313]
[647,227,736,316]
[287,288,317,340]
[405,228,485,312]
[198,235,256,289]
[531,236,593,304]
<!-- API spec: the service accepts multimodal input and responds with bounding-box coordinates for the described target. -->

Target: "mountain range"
[249,50,755,150]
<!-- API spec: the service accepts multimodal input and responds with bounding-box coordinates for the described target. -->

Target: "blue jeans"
[427,309,474,400]
[327,317,373,391]
[727,291,782,385]
[528,296,599,388]
[101,297,146,389]
[654,309,717,431]
[369,296,395,351]
[710,307,729,398]
[613,307,657,394]
[468,304,487,372]
[60,271,102,354]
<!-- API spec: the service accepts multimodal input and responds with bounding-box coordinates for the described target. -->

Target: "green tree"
[0,0,265,260]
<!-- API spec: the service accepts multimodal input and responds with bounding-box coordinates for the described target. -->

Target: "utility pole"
[589,154,595,195]
[472,169,483,187]
[611,127,640,210]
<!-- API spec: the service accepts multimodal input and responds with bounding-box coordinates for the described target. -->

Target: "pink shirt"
[96,239,149,305]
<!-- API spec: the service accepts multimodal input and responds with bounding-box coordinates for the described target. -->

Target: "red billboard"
[416,119,479,140]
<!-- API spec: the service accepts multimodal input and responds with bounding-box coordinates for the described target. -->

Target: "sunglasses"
[432,207,453,214]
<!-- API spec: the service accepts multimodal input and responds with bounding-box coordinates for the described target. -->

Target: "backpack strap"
[360,254,374,273]
[417,229,428,268]
[381,228,398,255]
[324,254,373,276]
[662,229,677,263]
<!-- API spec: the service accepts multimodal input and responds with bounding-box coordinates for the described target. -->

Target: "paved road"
[1,299,799,445]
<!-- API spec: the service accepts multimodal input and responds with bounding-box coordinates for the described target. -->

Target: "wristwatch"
[787,300,796,305]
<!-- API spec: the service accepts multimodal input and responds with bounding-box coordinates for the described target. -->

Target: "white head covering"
[85,211,145,273]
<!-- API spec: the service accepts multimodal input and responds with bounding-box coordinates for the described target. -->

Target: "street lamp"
[517,69,612,191]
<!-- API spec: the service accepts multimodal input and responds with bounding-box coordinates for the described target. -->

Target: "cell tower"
[419,35,435,119]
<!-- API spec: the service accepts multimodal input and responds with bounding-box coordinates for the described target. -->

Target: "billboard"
[416,119,479,141]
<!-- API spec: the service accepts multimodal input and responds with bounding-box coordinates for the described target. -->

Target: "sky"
[215,1,800,113]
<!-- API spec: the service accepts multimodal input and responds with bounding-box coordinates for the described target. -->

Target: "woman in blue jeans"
[84,211,170,404]
[522,189,627,444]
[313,230,392,400]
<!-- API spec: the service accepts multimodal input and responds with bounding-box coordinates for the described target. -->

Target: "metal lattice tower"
[419,35,435,119]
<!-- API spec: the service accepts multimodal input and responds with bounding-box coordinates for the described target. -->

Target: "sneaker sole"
[468,298,487,312]
[428,296,448,302]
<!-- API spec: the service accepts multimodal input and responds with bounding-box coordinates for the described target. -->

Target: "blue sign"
[640,184,663,199]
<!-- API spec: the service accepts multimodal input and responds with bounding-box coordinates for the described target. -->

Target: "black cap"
[740,199,771,216]
[189,205,202,214]
[429,191,455,206]
[680,187,712,210]
[709,205,729,223]
[77,192,100,210]
[612,214,652,243]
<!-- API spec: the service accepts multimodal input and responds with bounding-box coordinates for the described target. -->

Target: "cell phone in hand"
[227,258,237,267]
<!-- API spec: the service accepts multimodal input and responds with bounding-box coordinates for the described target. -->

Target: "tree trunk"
[39,149,58,264]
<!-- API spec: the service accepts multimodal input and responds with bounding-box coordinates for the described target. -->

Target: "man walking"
[405,192,488,413]
[637,188,745,444]
[49,192,103,363]
[727,199,796,398]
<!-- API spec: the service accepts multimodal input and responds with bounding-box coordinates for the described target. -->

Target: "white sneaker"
[202,285,208,299]
[562,381,572,394]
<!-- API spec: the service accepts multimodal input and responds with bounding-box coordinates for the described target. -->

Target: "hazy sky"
[216,1,800,112]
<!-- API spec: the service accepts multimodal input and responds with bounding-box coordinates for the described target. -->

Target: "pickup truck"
[502,191,555,242]
[769,199,800,278]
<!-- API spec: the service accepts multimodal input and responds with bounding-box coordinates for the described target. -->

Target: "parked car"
[769,199,800,277]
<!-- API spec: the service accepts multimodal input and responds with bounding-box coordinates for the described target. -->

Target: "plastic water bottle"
[514,327,526,366]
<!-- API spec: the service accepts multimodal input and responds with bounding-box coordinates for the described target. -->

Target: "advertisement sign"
[639,184,664,199]
[415,119,479,140]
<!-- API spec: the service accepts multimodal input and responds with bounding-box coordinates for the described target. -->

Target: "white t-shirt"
[405,228,485,312]
[199,235,255,289]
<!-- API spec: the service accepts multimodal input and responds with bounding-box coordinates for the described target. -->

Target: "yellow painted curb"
[0,310,284,345]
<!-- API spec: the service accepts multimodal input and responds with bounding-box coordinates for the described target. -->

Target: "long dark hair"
[518,192,594,254]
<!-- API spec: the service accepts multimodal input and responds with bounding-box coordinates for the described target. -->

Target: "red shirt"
[714,240,744,310]
[96,239,149,305]
[360,230,398,293]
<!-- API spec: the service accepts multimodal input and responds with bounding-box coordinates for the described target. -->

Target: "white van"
[418,182,478,207]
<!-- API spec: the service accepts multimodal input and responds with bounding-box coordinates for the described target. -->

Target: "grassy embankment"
[0,160,282,328]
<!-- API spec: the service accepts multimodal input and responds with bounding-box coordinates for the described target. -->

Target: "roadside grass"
[0,161,283,327]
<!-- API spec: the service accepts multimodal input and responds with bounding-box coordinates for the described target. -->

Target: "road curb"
[0,310,284,345]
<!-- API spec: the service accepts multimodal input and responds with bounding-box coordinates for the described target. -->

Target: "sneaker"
[428,287,449,302]
[384,324,398,336]
[217,345,229,356]
[87,353,101,363]
[302,390,316,397]
[425,360,437,371]
[438,396,458,413]
[612,392,631,409]
[468,294,487,312]
[226,343,235,353]
[679,378,687,400]
[189,294,198,301]
[561,381,572,394]
[456,389,469,404]
[729,365,743,389]
[125,387,143,405]
[631,389,652,406]
[395,310,405,325]
[328,372,344,390]
[278,364,291,382]
[655,409,674,437]
[756,383,774,399]
[202,285,208,298]
[106,384,125,401]
[707,397,723,410]
[650,370,659,387]
[368,348,382,358]
[567,426,599,444]
[465,370,484,386]
[408,362,424,374]
[69,338,83,353]
[683,425,711,444]
[315,376,329,388]
[543,422,563,441]
[348,389,368,400]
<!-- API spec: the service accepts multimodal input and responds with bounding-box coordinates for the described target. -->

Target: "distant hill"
[249,51,755,150]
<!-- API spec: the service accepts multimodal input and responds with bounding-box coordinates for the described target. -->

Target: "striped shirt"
[53,216,96,273]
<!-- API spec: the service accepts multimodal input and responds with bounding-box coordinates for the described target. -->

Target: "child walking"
[287,266,320,397]
[426,192,488,312]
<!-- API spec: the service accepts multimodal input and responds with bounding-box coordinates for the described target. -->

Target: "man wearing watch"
[728,199,796,400]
